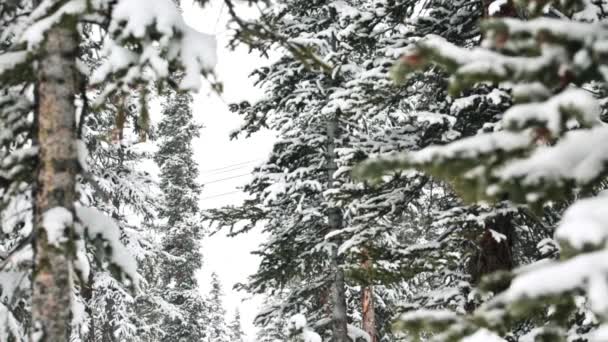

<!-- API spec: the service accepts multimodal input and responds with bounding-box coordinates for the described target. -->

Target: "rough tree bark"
[326,116,351,342]
[31,16,79,342]
[361,250,377,342]
[361,286,377,342]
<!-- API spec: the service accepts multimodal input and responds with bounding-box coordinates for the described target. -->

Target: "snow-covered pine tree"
[229,308,246,342]
[154,88,207,342]
[358,0,608,340]
[0,0,216,340]
[208,0,485,340]
[212,1,523,341]
[205,272,231,342]
[82,90,163,341]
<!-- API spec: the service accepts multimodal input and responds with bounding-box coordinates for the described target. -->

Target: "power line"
[213,1,226,34]
[200,190,242,200]
[202,163,255,176]
[200,159,262,174]
[202,172,252,185]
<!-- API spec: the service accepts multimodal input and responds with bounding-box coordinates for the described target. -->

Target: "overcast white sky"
[180,1,276,341]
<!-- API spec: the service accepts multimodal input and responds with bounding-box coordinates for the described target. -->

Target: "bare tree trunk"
[361,286,376,342]
[31,17,79,342]
[361,251,377,342]
[473,214,514,284]
[326,116,351,342]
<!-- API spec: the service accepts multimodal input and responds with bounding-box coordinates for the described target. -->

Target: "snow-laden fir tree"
[0,0,216,340]
[205,272,231,342]
[211,0,530,341]
[229,308,246,342]
[358,0,608,340]
[82,89,167,342]
[208,0,481,340]
[255,294,288,342]
[154,89,208,342]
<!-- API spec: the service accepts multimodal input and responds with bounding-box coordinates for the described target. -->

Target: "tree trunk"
[326,116,351,342]
[31,16,79,342]
[361,251,377,342]
[361,286,377,342]
[474,214,514,283]
[470,0,518,287]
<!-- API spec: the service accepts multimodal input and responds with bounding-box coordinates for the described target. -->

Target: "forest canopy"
[1,0,608,341]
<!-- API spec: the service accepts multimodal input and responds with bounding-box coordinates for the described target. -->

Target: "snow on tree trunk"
[31,16,79,342]
[327,115,351,342]
[483,0,517,17]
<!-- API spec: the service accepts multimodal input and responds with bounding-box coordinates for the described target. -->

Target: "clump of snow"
[76,139,89,172]
[290,314,307,331]
[556,194,608,250]
[75,205,140,287]
[348,324,371,342]
[590,324,608,342]
[42,207,73,246]
[488,0,508,16]
[502,89,600,137]
[0,51,28,78]
[412,130,532,164]
[400,309,459,323]
[94,0,217,91]
[462,328,507,342]
[500,249,608,315]
[489,229,507,243]
[497,126,608,187]
[20,0,86,48]
[263,180,287,206]
[289,314,322,342]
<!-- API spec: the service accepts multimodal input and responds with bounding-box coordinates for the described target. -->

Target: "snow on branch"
[497,126,608,191]
[462,328,507,342]
[93,0,217,92]
[289,314,322,342]
[10,0,218,95]
[75,205,140,288]
[502,88,601,138]
[392,34,565,93]
[0,51,30,84]
[354,130,532,182]
[0,301,24,342]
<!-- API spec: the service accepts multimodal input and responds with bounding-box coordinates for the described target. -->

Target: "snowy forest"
[1,0,608,341]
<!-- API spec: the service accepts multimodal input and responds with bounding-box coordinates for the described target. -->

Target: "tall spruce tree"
[205,272,231,342]
[155,89,207,342]
[208,0,467,340]
[229,308,246,342]
[210,1,525,341]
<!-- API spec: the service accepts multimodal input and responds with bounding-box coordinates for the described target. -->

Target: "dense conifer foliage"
[2,0,608,341]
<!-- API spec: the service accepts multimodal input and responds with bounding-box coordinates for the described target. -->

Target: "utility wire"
[213,1,226,34]
[200,190,242,200]
[202,172,252,185]
[200,158,262,174]
[202,163,255,176]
